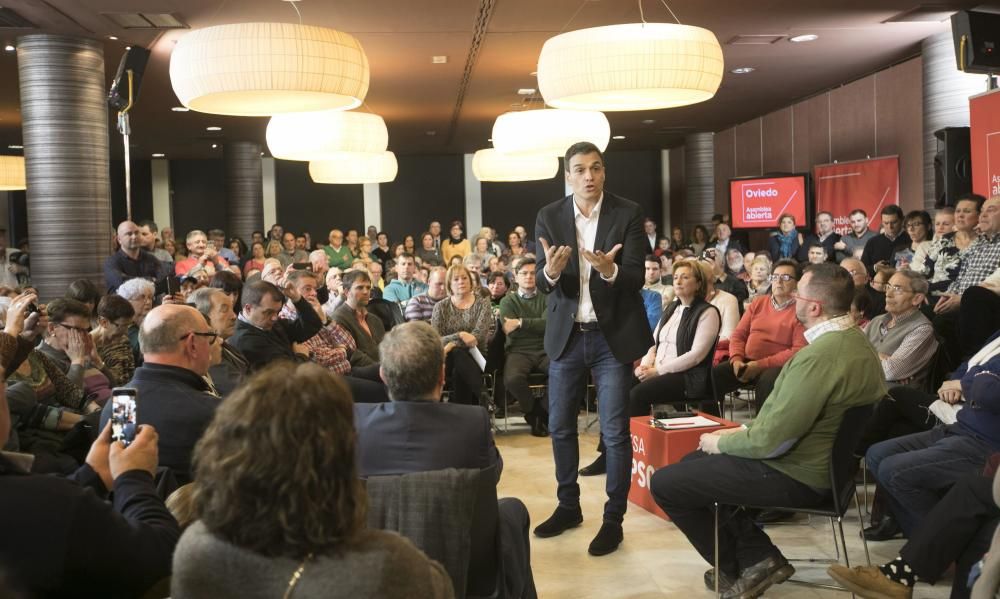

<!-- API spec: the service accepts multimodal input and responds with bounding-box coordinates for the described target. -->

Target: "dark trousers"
[502,351,549,416]
[650,450,824,578]
[497,497,538,599]
[712,360,781,409]
[352,363,383,382]
[446,349,484,406]
[628,372,685,417]
[345,375,390,404]
[898,472,999,599]
[959,286,1000,360]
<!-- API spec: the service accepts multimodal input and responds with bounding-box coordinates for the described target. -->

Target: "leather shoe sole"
[723,558,795,599]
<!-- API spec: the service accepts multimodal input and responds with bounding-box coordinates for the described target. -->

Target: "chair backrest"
[828,403,874,515]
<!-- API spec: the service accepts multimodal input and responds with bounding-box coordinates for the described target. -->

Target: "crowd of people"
[0,138,999,599]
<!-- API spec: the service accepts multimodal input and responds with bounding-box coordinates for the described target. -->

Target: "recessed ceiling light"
[108,36,118,41]
[730,67,755,74]
[4,45,14,53]
[171,106,189,112]
[612,135,626,140]
[151,153,165,158]
[431,55,448,64]
[789,34,818,43]
[641,119,656,125]
[517,88,536,95]
[425,130,437,136]
[125,46,131,51]
[7,144,23,149]
[206,126,222,131]
[211,143,219,148]
[487,138,493,142]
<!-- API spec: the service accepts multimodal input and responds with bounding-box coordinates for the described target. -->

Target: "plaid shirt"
[280,302,354,374]
[948,233,1000,295]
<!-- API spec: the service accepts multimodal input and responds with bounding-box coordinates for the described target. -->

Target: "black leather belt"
[576,321,600,332]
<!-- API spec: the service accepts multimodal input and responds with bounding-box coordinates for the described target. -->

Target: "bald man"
[99,304,222,483]
[104,220,169,293]
[841,257,885,321]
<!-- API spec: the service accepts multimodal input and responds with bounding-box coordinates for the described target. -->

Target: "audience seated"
[354,321,535,597]
[841,257,885,320]
[91,294,137,387]
[804,241,829,264]
[713,259,806,411]
[431,264,496,406]
[38,298,113,407]
[276,231,309,268]
[768,213,803,261]
[498,257,549,437]
[797,211,840,263]
[228,279,323,370]
[643,253,674,307]
[630,260,721,417]
[171,362,452,599]
[744,254,772,308]
[332,270,385,365]
[405,266,447,322]
[863,270,937,388]
[862,205,911,276]
[186,288,247,397]
[695,259,739,343]
[894,210,932,269]
[104,220,168,294]
[834,209,877,262]
[441,220,472,265]
[174,229,230,278]
[702,247,749,312]
[650,263,885,598]
[912,195,982,298]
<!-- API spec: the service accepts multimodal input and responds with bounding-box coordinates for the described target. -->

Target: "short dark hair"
[47,298,93,324]
[207,229,225,238]
[564,142,604,171]
[66,278,102,308]
[711,213,724,223]
[97,294,135,322]
[644,254,659,264]
[807,242,826,252]
[849,208,867,219]
[138,219,159,233]
[242,280,283,308]
[773,259,801,279]
[286,269,318,287]
[342,269,371,290]
[486,271,507,285]
[957,193,987,212]
[802,262,854,315]
[881,205,904,219]
[210,270,243,297]
[905,210,932,230]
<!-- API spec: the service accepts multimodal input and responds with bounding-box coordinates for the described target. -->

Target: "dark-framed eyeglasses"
[769,274,795,282]
[56,322,91,334]
[885,284,913,294]
[180,331,220,344]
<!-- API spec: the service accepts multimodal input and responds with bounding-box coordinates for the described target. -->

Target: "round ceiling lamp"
[309,152,398,184]
[491,109,610,157]
[170,22,370,116]
[537,22,724,111]
[267,111,388,161]
[0,156,26,190]
[472,149,559,182]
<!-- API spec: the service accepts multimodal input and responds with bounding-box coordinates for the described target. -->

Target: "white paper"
[653,415,723,430]
[929,399,963,425]
[469,346,487,372]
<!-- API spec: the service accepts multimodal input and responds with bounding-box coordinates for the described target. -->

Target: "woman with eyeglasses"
[36,298,114,408]
[893,210,932,269]
[91,294,137,387]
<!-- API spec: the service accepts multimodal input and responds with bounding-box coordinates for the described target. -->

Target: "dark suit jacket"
[534,192,652,363]
[354,399,501,479]
[797,232,841,263]
[227,296,323,371]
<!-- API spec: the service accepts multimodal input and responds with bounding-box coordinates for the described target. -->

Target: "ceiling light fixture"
[309,151,398,184]
[7,145,23,150]
[151,153,165,158]
[108,36,118,41]
[206,126,222,131]
[537,21,723,111]
[266,110,388,161]
[730,67,755,74]
[612,135,626,140]
[641,119,656,124]
[0,156,26,190]
[4,45,14,52]
[472,149,558,182]
[169,23,370,116]
[789,34,818,43]
[492,109,610,156]
[211,144,219,148]
[171,107,190,112]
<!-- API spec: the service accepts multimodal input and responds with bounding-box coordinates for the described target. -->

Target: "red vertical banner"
[813,157,900,235]
[970,89,1000,199]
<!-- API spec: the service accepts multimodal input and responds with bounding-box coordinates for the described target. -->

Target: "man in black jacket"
[861,205,910,276]
[228,279,323,370]
[532,141,652,556]
[100,304,222,483]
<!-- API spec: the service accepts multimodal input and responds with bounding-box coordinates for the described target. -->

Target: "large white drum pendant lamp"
[537,23,724,111]
[170,23,370,116]
[309,152,398,184]
[266,111,388,161]
[472,149,559,182]
[491,109,610,157]
[0,156,26,190]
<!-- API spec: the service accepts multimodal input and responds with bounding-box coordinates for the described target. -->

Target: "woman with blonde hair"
[171,362,452,599]
[431,264,495,406]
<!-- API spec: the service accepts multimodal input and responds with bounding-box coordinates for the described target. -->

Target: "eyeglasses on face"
[179,331,220,344]
[792,293,824,306]
[885,284,913,294]
[57,322,91,334]
[769,274,795,282]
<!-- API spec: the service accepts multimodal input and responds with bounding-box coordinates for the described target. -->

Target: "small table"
[628,413,741,520]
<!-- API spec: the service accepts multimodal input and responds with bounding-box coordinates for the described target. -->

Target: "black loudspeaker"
[934,127,971,208]
[108,46,151,110]
[952,10,1000,74]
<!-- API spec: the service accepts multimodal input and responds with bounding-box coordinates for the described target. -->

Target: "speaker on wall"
[934,126,971,208]
[108,46,151,111]
[952,11,1000,75]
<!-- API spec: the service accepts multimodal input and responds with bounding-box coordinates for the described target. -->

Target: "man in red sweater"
[712,259,807,410]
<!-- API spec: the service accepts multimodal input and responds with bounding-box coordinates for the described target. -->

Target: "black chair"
[712,403,874,595]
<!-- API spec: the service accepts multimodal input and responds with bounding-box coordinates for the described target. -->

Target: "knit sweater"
[497,292,546,353]
[728,295,807,370]
[718,326,886,489]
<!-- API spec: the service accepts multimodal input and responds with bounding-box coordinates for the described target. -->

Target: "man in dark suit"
[227,279,323,371]
[532,141,652,556]
[354,321,535,598]
[796,211,841,263]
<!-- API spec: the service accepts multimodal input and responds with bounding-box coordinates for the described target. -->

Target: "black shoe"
[587,521,623,556]
[529,415,549,438]
[704,568,737,593]
[863,515,903,541]
[753,509,795,524]
[578,453,606,476]
[722,555,794,599]
[534,506,583,538]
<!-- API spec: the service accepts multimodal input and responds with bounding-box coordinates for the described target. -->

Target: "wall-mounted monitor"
[729,174,810,229]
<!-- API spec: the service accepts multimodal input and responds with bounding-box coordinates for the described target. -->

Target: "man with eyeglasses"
[863,270,937,388]
[712,259,807,413]
[862,205,911,277]
[841,257,886,321]
[229,279,323,371]
[99,304,222,484]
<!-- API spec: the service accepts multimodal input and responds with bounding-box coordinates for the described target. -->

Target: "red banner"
[814,157,899,235]
[729,176,807,229]
[970,89,1000,199]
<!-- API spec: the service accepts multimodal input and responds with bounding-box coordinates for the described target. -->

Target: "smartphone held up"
[110,388,137,447]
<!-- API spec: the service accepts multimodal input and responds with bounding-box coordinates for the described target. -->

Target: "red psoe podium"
[628,413,741,520]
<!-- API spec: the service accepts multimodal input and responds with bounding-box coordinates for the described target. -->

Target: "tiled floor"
[493,409,953,599]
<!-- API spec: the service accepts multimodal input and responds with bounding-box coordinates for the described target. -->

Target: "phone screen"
[291,263,311,271]
[110,388,137,447]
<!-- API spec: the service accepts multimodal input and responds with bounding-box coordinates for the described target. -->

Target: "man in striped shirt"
[404,267,447,322]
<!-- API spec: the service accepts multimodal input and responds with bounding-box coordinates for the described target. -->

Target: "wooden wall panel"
[830,76,877,162]
[875,58,924,212]
[668,147,685,232]
[734,119,763,178]
[712,128,735,219]
[762,107,794,174]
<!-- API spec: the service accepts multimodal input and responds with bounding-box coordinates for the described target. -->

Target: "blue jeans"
[547,329,632,523]
[866,424,990,535]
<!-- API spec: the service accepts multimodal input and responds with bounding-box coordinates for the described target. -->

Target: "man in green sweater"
[498,257,549,437]
[650,263,886,599]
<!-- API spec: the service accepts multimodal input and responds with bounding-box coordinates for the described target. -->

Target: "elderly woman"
[116,277,155,367]
[768,213,803,260]
[744,254,773,309]
[36,299,114,407]
[90,294,137,387]
[630,260,721,417]
[171,362,452,598]
[431,264,495,406]
[894,210,932,269]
